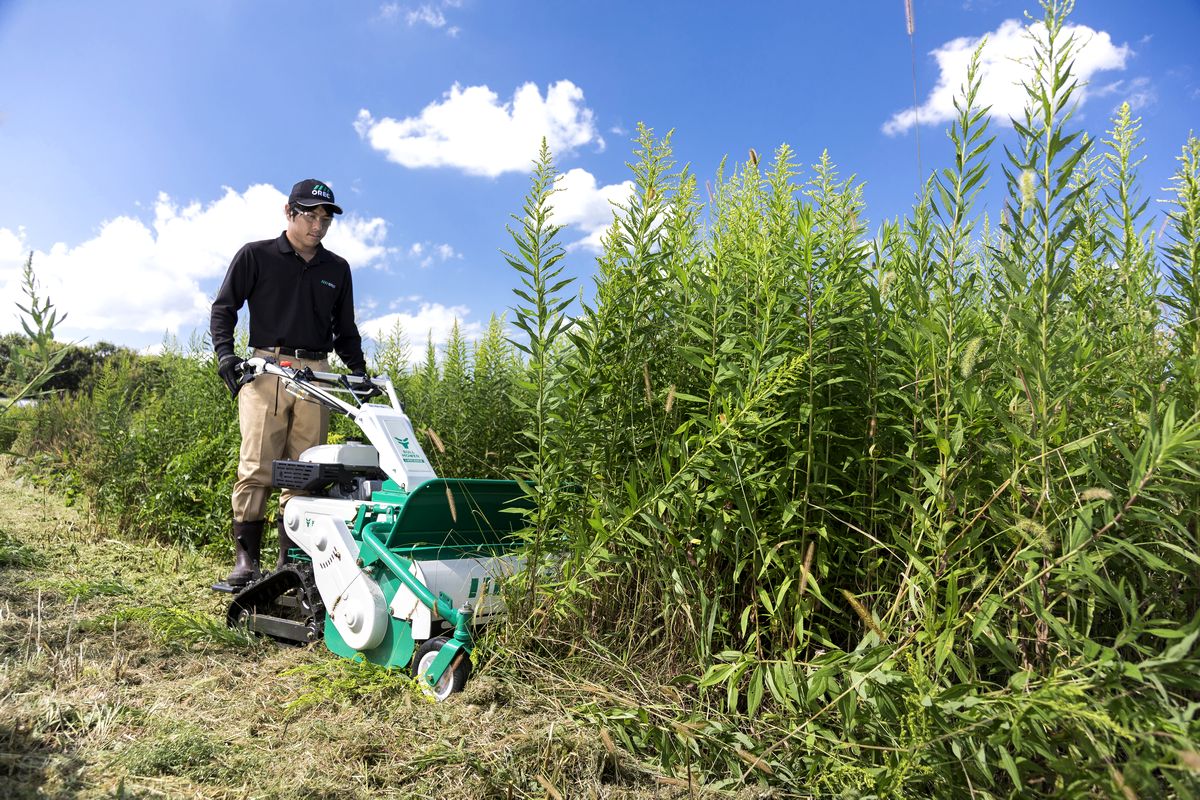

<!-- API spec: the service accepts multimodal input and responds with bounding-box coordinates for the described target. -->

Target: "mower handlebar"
[235,361,257,389]
[239,356,394,411]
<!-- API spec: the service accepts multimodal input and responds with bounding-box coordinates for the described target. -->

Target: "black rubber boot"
[225,520,264,588]
[275,516,294,571]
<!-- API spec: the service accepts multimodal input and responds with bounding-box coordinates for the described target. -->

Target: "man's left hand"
[218,355,246,398]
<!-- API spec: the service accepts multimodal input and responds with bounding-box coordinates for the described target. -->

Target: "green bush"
[15,342,238,548]
[497,3,1200,796]
[14,323,526,549]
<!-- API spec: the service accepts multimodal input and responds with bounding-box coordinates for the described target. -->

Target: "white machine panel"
[420,555,524,623]
[354,405,438,490]
[285,501,388,650]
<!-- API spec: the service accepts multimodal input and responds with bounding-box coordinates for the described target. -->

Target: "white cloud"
[360,302,482,349]
[554,168,635,253]
[407,4,446,28]
[1097,76,1158,112]
[324,215,391,269]
[355,80,603,177]
[883,18,1131,136]
[0,184,391,341]
[378,1,461,33]
[404,240,461,268]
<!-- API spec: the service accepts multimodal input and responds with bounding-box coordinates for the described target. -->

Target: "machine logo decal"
[393,435,427,465]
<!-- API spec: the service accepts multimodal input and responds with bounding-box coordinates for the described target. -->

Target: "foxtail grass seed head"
[736,748,774,776]
[840,589,885,639]
[444,484,457,523]
[599,727,617,757]
[959,337,983,378]
[1014,517,1050,546]
[424,427,446,453]
[1079,487,1114,502]
[1178,749,1200,772]
[749,148,759,167]
[1110,767,1137,800]
[643,362,653,405]
[665,385,676,414]
[1019,169,1037,212]
[798,541,815,598]
[904,0,915,36]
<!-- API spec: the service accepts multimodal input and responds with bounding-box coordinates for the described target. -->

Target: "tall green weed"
[499,2,1200,795]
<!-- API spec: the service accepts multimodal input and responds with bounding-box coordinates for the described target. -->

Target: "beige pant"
[231,349,330,523]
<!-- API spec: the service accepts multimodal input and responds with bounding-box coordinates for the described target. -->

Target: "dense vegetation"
[10,3,1200,796]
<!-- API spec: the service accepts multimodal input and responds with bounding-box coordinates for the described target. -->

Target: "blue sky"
[1,0,1197,358]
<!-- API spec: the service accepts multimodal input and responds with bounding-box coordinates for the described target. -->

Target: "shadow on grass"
[0,720,85,799]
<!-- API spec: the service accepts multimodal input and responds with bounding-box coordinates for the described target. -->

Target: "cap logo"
[311,183,333,200]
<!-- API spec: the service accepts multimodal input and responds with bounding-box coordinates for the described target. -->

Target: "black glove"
[217,354,245,398]
[350,368,382,399]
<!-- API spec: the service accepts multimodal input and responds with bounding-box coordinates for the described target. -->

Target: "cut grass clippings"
[0,460,717,799]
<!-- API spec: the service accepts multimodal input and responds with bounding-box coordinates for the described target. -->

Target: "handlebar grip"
[236,362,256,386]
[347,375,384,400]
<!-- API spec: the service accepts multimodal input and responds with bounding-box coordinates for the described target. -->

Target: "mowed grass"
[0,460,718,800]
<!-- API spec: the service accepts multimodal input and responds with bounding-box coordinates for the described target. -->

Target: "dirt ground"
[0,460,733,800]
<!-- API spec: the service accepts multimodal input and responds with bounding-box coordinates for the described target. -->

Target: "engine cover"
[300,442,380,468]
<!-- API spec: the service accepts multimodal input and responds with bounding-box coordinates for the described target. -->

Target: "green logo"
[394,436,410,449]
[468,577,502,599]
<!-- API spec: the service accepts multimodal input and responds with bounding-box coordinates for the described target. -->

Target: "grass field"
[5,5,1199,795]
[0,459,741,800]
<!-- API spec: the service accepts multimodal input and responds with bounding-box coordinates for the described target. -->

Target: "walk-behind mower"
[217,357,531,700]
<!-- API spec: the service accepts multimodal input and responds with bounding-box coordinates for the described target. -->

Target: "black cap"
[288,179,343,215]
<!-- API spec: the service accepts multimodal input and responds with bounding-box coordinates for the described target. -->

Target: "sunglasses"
[293,209,333,228]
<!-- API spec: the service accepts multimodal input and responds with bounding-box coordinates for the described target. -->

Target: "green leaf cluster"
[496,3,1200,795]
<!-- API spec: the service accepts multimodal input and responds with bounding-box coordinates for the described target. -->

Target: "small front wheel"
[412,636,471,701]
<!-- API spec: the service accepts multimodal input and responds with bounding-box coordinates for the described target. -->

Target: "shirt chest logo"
[320,279,337,290]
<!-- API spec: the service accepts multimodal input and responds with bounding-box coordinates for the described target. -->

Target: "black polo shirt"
[210,233,366,372]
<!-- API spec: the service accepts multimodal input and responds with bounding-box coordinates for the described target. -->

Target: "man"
[209,178,368,589]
